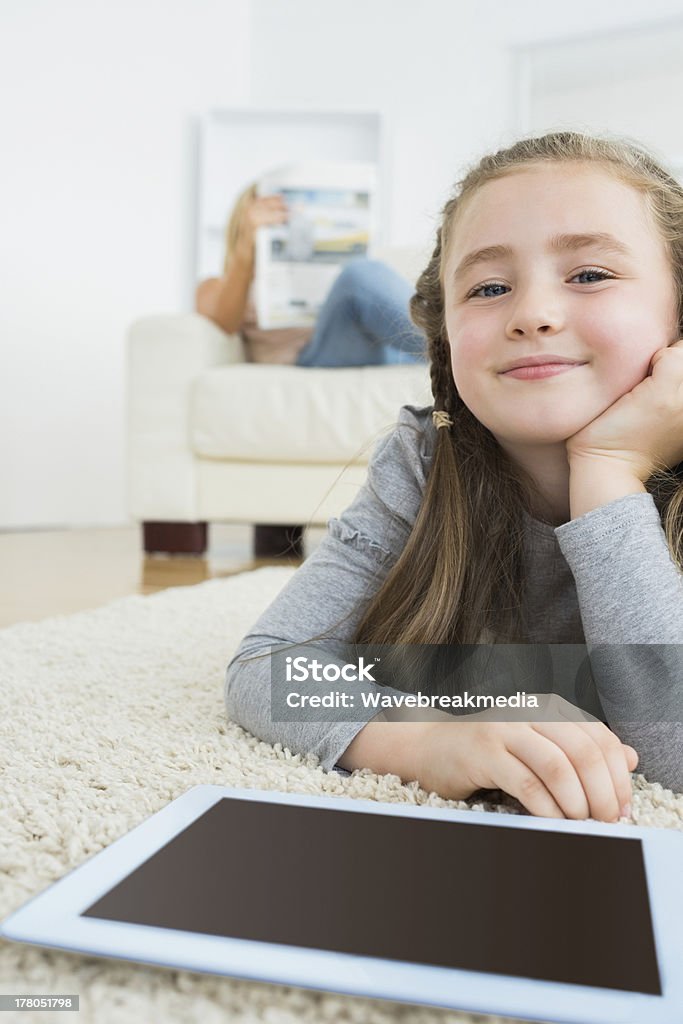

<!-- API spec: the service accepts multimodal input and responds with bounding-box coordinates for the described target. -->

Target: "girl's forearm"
[196,245,255,334]
[336,720,432,780]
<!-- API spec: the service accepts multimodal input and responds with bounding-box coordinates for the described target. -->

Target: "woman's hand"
[565,339,683,481]
[414,695,638,821]
[235,194,288,262]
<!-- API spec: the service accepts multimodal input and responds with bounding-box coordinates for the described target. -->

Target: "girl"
[225,131,683,821]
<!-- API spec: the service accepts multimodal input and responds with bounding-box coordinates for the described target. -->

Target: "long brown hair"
[352,130,683,647]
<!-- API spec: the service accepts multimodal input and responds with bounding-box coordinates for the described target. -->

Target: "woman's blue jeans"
[295,259,428,367]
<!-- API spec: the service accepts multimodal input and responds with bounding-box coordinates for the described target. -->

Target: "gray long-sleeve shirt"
[225,404,683,792]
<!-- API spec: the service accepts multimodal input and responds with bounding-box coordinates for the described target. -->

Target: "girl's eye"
[570,267,616,285]
[465,281,508,299]
[465,267,616,300]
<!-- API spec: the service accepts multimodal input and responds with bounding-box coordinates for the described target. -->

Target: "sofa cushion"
[190,364,432,463]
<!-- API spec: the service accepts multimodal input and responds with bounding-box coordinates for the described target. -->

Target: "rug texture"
[1,567,682,1024]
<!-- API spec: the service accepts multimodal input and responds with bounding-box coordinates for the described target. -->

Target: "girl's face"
[442,163,679,450]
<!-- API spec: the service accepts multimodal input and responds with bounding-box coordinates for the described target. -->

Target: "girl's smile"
[498,359,588,380]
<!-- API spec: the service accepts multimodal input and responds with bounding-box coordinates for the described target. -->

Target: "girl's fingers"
[529,722,626,821]
[492,750,567,819]
[504,729,591,820]
[570,722,635,815]
[623,744,639,773]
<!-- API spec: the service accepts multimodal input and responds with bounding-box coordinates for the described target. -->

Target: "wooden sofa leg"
[142,521,208,556]
[254,524,305,559]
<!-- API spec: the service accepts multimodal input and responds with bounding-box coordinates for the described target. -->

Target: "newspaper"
[254,161,377,330]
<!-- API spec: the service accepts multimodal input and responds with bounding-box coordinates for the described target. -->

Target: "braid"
[411,221,457,431]
[428,335,454,432]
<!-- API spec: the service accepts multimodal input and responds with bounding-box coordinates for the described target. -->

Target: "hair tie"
[432,410,453,430]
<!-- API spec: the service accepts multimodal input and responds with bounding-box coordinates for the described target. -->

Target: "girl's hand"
[235,194,288,261]
[565,340,683,481]
[415,695,638,821]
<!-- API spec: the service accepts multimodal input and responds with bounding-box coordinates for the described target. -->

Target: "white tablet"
[2,785,682,1024]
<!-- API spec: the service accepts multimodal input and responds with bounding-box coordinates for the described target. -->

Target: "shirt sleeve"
[224,404,434,772]
[554,492,683,792]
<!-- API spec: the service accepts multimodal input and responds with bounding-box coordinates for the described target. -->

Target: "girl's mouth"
[500,362,587,381]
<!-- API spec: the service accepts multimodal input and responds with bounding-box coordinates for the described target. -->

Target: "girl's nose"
[505,288,563,339]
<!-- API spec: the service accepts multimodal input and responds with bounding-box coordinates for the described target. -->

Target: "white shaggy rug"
[1,567,682,1024]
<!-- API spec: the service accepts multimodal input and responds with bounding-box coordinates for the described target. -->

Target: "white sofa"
[125,247,433,555]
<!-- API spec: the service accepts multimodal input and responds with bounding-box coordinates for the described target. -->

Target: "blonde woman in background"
[196,182,428,558]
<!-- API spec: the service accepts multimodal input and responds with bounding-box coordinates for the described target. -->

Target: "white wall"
[0,0,251,529]
[4,0,683,529]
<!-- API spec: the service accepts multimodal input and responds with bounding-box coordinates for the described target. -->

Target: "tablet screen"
[81,797,661,995]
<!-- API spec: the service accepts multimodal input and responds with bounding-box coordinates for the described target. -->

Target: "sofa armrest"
[126,314,245,521]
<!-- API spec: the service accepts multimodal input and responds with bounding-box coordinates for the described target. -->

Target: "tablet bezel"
[2,784,682,1024]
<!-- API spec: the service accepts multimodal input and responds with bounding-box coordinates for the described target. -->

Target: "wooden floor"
[0,523,326,628]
